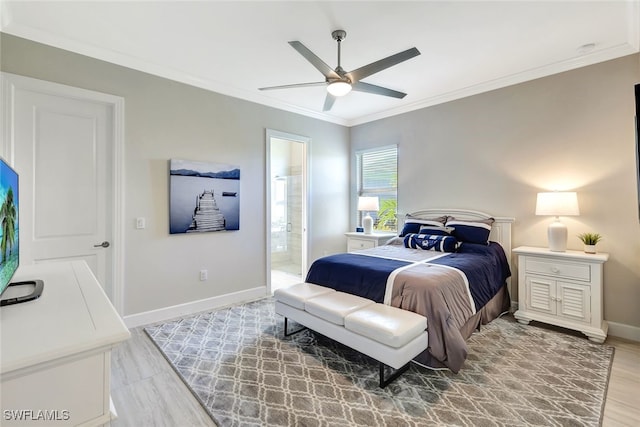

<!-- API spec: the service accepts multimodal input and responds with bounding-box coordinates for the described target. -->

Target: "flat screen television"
[0,156,43,306]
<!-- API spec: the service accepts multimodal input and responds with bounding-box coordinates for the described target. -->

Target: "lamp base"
[548,219,568,252]
[362,214,373,234]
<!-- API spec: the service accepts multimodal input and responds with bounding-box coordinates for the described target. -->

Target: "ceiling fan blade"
[323,93,336,111]
[352,81,407,99]
[259,81,327,91]
[289,41,341,80]
[347,47,420,82]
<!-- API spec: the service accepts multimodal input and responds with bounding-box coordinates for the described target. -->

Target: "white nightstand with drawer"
[345,232,396,252]
[513,246,609,343]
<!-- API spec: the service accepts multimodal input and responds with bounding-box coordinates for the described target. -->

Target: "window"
[356,145,398,231]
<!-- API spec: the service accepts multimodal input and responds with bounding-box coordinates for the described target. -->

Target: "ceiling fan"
[259,30,421,111]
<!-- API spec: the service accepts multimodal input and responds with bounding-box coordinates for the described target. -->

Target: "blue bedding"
[429,242,511,310]
[304,240,511,372]
[305,242,510,311]
[305,253,410,302]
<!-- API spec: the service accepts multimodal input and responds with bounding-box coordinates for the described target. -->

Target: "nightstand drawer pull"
[551,267,560,274]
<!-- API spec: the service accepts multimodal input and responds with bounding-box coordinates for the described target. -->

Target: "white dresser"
[513,246,609,343]
[345,232,396,252]
[1,261,130,426]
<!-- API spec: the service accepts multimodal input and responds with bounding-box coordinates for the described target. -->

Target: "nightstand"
[345,232,396,252]
[513,246,609,343]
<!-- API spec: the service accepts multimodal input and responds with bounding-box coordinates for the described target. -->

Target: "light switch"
[136,217,146,229]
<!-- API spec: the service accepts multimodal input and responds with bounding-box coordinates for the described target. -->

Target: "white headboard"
[402,209,515,292]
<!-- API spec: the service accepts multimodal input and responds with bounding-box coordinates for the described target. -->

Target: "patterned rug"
[144,298,614,427]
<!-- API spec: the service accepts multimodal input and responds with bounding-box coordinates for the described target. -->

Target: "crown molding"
[348,42,639,127]
[0,22,350,127]
[3,3,639,129]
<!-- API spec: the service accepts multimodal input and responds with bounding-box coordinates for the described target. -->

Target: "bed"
[305,209,514,373]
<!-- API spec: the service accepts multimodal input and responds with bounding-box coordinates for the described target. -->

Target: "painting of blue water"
[169,159,240,234]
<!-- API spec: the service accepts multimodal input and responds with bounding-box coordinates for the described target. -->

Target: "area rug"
[144,298,614,427]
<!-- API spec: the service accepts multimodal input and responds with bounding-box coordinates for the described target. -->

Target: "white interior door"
[1,73,124,310]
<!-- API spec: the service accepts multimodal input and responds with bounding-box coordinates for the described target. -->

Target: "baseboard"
[123,286,267,328]
[607,321,640,342]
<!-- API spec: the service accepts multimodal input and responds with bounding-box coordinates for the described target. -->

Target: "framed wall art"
[169,159,240,234]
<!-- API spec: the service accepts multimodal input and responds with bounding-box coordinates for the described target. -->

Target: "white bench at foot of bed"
[274,282,428,388]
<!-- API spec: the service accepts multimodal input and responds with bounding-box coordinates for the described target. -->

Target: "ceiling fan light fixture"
[327,80,352,97]
[260,29,420,111]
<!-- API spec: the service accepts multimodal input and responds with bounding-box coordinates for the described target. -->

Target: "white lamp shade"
[535,191,579,252]
[357,196,379,212]
[327,81,352,97]
[535,192,580,216]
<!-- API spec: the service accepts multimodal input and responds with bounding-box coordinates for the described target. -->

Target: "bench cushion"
[304,292,374,325]
[274,282,335,310]
[344,304,427,348]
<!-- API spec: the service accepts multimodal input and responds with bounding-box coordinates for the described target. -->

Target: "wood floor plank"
[111,328,172,389]
[111,371,216,427]
[601,337,640,426]
[111,327,215,426]
[602,398,640,427]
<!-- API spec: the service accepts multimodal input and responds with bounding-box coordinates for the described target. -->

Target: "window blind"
[356,145,397,231]
[358,146,397,195]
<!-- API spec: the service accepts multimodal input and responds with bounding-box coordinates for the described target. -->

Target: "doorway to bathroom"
[266,129,309,293]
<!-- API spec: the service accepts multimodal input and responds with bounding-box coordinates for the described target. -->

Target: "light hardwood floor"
[110,327,215,427]
[110,326,640,426]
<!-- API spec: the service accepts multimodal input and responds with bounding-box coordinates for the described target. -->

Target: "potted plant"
[578,232,602,254]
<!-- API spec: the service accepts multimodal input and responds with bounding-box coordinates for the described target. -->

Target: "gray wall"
[0,33,350,316]
[3,32,640,333]
[351,54,640,330]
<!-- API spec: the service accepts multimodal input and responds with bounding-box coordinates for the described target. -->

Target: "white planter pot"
[584,244,597,254]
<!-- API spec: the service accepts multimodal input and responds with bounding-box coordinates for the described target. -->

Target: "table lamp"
[535,191,580,252]
[357,196,379,234]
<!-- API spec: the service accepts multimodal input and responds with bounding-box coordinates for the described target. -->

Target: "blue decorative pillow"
[403,233,459,252]
[418,225,454,236]
[445,217,495,245]
[399,215,447,237]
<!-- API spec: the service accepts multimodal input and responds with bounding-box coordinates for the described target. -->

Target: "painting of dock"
[169,159,240,234]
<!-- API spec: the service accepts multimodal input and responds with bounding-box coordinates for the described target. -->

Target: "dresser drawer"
[525,257,591,282]
[347,239,376,251]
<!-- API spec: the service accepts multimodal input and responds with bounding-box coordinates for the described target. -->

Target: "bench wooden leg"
[379,362,411,388]
[284,317,306,337]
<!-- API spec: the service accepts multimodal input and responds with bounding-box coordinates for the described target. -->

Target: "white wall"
[351,54,640,332]
[0,34,350,317]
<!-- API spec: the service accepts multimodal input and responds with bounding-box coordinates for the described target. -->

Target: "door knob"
[94,241,110,248]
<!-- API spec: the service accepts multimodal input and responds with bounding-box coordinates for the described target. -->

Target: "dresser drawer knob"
[551,267,560,274]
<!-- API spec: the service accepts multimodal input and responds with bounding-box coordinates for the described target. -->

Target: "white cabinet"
[513,246,608,343]
[345,232,396,252]
[1,261,130,426]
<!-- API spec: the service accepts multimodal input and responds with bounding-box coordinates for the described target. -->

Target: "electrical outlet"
[200,269,208,281]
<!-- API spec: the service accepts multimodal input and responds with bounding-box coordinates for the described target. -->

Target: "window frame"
[355,144,398,232]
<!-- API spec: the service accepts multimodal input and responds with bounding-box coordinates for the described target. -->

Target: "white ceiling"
[1,1,639,126]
